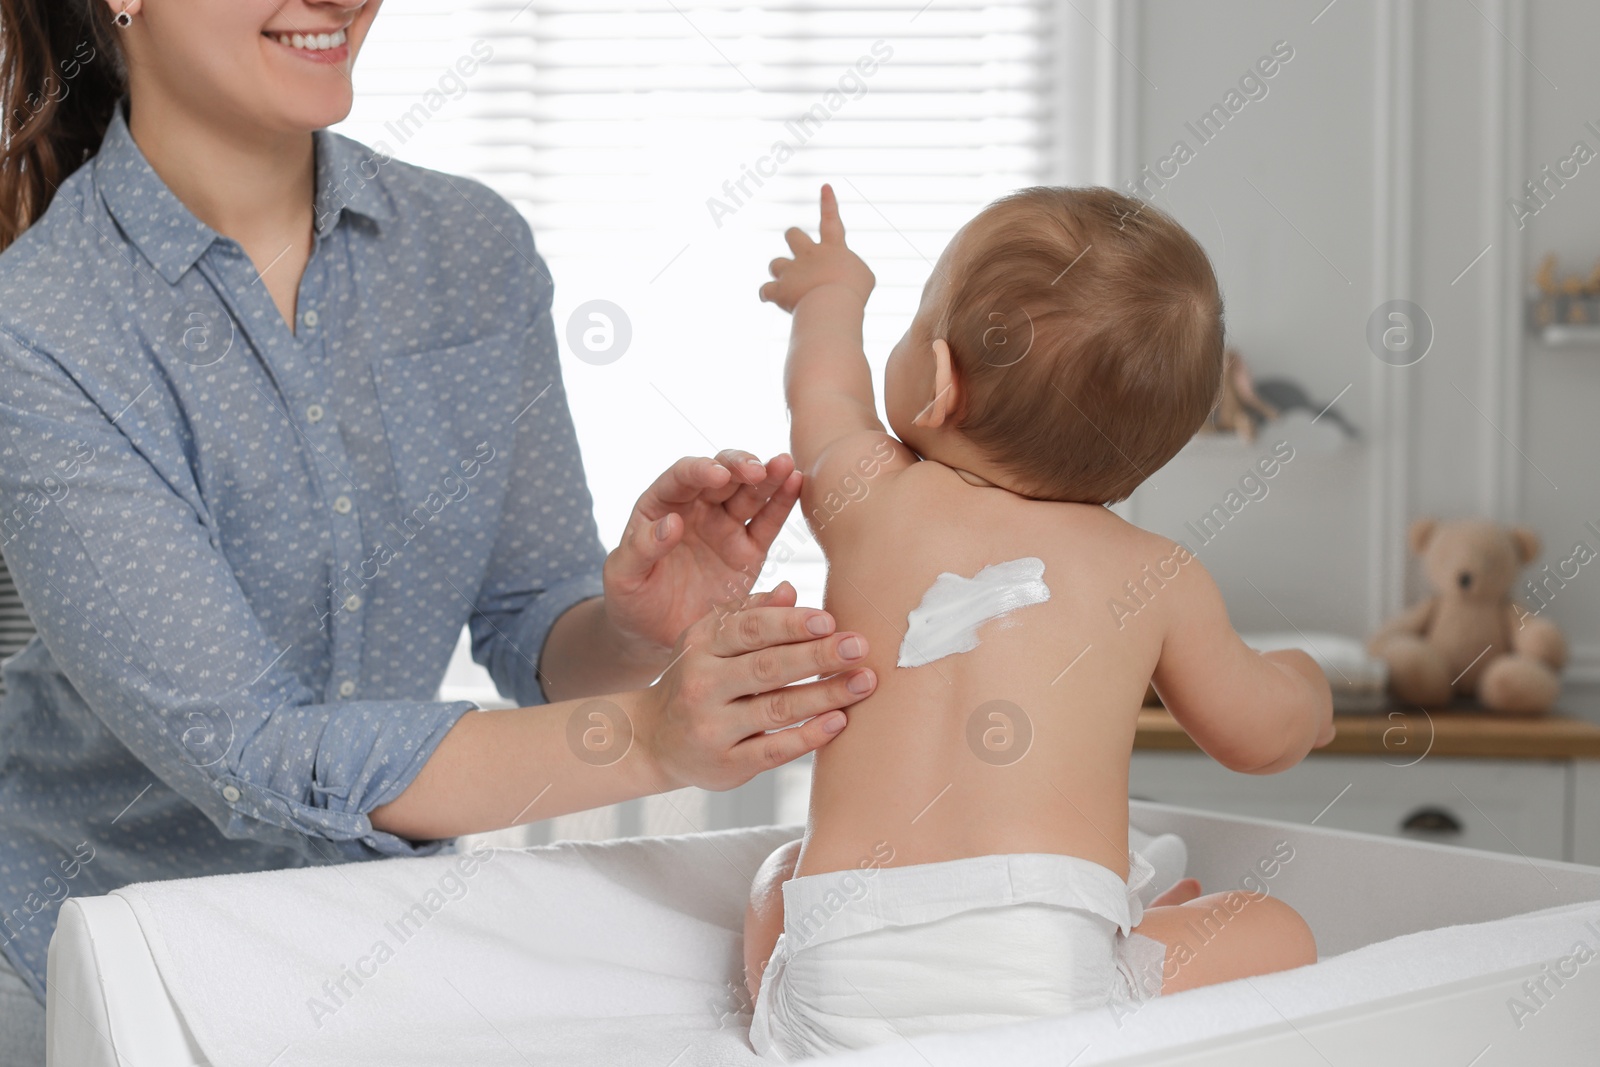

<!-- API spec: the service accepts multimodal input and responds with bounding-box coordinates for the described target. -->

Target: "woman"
[0,0,878,1060]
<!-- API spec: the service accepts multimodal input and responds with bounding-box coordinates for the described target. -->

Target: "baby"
[741,184,1335,1058]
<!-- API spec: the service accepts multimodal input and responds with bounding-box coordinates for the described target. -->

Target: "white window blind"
[334,1,1095,840]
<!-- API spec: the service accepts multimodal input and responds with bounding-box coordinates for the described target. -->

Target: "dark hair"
[935,187,1225,505]
[0,0,124,251]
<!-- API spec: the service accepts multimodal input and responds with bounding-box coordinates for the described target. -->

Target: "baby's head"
[884,187,1224,504]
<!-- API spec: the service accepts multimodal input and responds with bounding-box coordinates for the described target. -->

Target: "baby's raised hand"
[759,184,875,312]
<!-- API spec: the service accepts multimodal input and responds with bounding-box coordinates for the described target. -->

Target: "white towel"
[114,826,797,1067]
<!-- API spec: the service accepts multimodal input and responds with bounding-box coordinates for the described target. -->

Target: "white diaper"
[748,851,1167,1060]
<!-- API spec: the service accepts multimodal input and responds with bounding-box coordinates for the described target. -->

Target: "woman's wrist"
[598,601,675,679]
[627,681,680,795]
[539,597,672,703]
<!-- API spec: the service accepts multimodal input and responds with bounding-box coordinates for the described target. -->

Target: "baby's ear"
[913,338,960,428]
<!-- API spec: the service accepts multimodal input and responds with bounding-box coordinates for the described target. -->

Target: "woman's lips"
[263,27,349,65]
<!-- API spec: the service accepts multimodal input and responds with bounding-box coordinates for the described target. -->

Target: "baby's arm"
[760,185,911,494]
[1151,550,1334,774]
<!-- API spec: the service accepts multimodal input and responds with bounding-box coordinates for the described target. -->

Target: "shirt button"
[302,309,319,328]
[333,495,352,514]
[306,403,325,423]
[221,785,241,803]
[344,594,362,612]
[338,680,357,698]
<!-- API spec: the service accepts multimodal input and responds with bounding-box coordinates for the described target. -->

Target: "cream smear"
[897,557,1051,668]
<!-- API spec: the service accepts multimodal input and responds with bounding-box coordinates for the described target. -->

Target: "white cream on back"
[897,557,1051,668]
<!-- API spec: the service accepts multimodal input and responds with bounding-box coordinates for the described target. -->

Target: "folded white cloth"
[749,851,1167,1059]
[1128,827,1187,905]
[111,827,798,1067]
[1240,630,1389,712]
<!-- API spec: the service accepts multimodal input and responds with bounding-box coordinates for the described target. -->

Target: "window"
[335,0,1095,840]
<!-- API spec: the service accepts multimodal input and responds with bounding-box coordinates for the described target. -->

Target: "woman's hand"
[639,582,877,791]
[602,451,803,661]
[759,183,875,312]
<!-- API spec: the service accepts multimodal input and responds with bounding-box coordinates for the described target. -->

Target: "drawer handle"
[1400,807,1462,835]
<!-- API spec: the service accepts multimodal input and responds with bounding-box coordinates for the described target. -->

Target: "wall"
[1101,0,1600,679]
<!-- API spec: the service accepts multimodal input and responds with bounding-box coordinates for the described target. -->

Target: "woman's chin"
[256,53,357,129]
[259,89,356,135]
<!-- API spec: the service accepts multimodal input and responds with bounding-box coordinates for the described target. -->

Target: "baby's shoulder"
[801,431,919,535]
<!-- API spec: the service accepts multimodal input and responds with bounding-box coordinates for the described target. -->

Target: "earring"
[113,5,132,27]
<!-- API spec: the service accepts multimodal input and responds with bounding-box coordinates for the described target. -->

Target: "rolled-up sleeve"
[467,206,608,707]
[0,327,471,861]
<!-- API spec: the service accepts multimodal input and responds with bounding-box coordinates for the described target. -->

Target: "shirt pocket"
[368,329,527,539]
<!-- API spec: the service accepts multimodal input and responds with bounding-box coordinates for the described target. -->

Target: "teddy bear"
[1368,518,1567,715]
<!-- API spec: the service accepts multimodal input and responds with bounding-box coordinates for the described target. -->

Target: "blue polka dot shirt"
[0,98,607,1000]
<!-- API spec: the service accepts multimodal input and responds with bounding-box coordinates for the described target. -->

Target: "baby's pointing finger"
[818,183,845,244]
[768,257,791,279]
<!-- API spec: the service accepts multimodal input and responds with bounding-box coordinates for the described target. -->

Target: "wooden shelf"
[1135,705,1600,760]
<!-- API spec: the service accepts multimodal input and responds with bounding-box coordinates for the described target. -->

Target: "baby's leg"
[1132,888,1316,995]
[1149,878,1201,907]
[743,838,803,1005]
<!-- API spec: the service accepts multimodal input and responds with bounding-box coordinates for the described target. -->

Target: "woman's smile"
[264,26,350,64]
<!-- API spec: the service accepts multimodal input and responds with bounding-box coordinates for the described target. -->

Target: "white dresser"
[1131,693,1600,864]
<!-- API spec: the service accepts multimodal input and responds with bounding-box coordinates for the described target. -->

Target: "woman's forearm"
[537,595,672,702]
[369,687,663,841]
[372,581,882,843]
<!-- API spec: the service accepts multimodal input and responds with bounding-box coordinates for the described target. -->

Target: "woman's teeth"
[271,28,346,51]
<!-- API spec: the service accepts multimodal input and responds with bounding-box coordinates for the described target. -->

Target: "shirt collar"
[93,97,395,286]
[311,124,397,238]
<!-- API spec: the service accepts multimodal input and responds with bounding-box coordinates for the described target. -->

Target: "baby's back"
[798,459,1178,881]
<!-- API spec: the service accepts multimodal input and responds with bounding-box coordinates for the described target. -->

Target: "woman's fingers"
[645,582,866,791]
[633,455,734,517]
[721,453,796,523]
[710,617,870,702]
[758,580,798,608]
[736,467,801,536]
[608,456,735,587]
[608,509,682,589]
[732,707,850,777]
[738,668,875,736]
[702,448,768,504]
[706,601,836,657]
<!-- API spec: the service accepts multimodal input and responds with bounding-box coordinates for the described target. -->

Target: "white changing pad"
[47,804,1600,1067]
